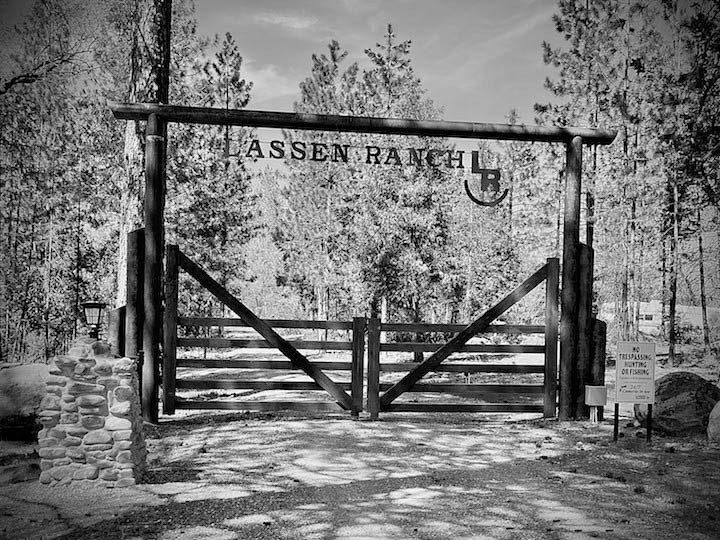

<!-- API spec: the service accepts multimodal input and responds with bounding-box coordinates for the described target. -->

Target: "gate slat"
[176,379,352,391]
[379,363,544,373]
[178,317,353,330]
[175,399,342,412]
[177,358,352,370]
[377,383,544,394]
[177,251,354,410]
[379,263,549,409]
[379,343,544,353]
[177,338,352,350]
[386,403,544,413]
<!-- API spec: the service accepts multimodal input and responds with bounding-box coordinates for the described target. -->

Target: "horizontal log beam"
[379,363,544,374]
[177,358,353,370]
[110,102,617,145]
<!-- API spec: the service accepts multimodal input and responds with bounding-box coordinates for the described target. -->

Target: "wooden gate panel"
[176,250,353,410]
[379,263,550,409]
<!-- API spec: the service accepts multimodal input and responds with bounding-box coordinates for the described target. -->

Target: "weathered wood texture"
[177,358,353,370]
[107,306,126,358]
[591,318,607,421]
[377,383,544,394]
[379,363,544,374]
[142,114,164,424]
[178,317,353,330]
[374,323,544,333]
[386,404,544,413]
[175,399,343,412]
[559,136,583,420]
[380,343,544,353]
[367,317,381,420]
[177,338,353,350]
[124,228,144,360]
[351,317,366,417]
[177,250,353,410]
[575,243,594,419]
[176,380,353,391]
[110,102,617,145]
[162,244,179,415]
[544,258,560,418]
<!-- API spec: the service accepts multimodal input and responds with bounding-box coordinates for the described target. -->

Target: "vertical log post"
[351,317,367,418]
[163,244,179,415]
[142,113,165,424]
[575,243,594,419]
[107,306,126,357]
[591,318,607,421]
[544,258,559,418]
[560,136,583,420]
[367,317,381,420]
[125,228,144,362]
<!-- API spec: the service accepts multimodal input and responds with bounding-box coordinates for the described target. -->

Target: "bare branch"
[0,49,86,96]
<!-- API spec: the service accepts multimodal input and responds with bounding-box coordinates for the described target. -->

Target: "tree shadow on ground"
[55,412,720,539]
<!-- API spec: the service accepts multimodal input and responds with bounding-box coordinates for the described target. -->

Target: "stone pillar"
[37,338,146,487]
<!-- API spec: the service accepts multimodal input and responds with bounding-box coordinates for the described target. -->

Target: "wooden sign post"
[614,341,656,442]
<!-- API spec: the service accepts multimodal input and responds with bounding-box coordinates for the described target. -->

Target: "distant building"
[602,300,720,336]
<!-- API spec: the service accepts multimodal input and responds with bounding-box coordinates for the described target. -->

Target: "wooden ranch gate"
[161,243,559,419]
[366,259,559,418]
[162,245,365,416]
[110,101,616,422]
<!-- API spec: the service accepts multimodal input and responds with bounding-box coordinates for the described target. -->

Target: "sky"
[0,0,562,124]
[194,0,561,124]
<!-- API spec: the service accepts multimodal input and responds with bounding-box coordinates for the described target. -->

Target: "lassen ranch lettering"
[246,138,467,169]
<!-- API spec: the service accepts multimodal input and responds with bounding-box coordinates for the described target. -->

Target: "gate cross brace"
[177,251,354,410]
[379,263,549,409]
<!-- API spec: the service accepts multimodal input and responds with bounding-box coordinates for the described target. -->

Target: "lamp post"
[82,301,106,340]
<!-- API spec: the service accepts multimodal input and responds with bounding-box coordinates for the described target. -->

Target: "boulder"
[635,372,720,435]
[708,401,720,444]
[0,364,49,441]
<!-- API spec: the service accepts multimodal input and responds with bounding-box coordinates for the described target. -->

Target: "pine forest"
[2,0,719,367]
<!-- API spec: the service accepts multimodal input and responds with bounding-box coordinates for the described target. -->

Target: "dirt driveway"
[2,410,719,540]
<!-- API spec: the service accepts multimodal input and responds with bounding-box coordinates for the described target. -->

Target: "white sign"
[616,341,656,403]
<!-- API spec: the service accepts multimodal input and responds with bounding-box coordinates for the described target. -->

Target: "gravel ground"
[1,410,719,540]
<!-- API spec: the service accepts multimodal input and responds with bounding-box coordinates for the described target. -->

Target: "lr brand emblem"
[465,151,509,208]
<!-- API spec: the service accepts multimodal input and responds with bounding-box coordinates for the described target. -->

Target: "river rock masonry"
[37,338,146,487]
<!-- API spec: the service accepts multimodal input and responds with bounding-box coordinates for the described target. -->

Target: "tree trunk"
[629,197,637,340]
[669,182,679,365]
[116,0,172,307]
[380,295,388,344]
[698,211,711,351]
[661,235,667,340]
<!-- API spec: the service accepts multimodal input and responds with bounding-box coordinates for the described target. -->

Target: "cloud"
[253,12,318,30]
[243,61,298,107]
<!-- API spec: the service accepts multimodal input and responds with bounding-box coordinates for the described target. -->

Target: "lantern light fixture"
[81,301,106,340]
